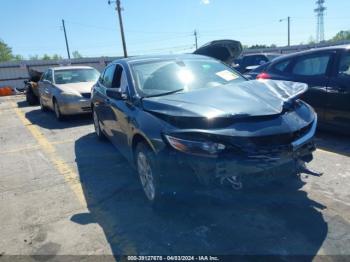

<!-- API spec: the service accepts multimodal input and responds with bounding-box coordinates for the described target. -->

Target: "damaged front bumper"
[159,117,317,190]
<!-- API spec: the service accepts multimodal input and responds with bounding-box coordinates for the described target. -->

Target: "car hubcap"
[93,110,100,136]
[137,152,155,201]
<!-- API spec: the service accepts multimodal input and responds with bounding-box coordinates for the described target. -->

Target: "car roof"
[241,53,280,57]
[111,54,215,64]
[272,44,350,63]
[50,66,95,71]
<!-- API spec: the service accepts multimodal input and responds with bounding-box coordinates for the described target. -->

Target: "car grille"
[248,122,313,147]
[222,121,314,157]
[81,93,91,99]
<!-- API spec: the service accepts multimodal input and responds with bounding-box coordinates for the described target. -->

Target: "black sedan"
[245,45,350,134]
[91,53,317,204]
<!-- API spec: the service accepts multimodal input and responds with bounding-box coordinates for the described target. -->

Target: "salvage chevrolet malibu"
[39,66,100,120]
[91,53,317,204]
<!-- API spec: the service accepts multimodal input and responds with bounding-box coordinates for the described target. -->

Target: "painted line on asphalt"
[9,98,137,255]
[10,100,87,206]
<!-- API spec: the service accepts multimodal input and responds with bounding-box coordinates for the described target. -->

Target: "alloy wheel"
[93,109,101,137]
[137,151,156,201]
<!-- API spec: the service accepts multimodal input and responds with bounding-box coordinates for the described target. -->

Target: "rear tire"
[26,88,38,105]
[135,142,165,207]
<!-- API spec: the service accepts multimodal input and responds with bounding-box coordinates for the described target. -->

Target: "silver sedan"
[38,66,100,120]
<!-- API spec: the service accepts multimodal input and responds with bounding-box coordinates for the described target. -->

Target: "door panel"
[107,68,132,158]
[325,51,350,132]
[97,64,116,134]
[287,52,334,122]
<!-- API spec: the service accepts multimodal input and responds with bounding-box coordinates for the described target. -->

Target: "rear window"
[292,54,330,76]
[250,63,269,73]
[272,60,291,73]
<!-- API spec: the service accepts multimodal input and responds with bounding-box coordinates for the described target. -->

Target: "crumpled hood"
[55,81,95,94]
[142,80,308,118]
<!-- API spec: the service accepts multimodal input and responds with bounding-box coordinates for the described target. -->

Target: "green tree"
[29,55,39,60]
[331,30,350,42]
[52,54,63,60]
[248,44,268,49]
[13,54,24,61]
[42,54,51,60]
[72,51,83,58]
[0,39,13,62]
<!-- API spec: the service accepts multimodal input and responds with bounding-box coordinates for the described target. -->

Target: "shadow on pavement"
[315,130,350,157]
[25,109,92,130]
[17,100,36,108]
[72,133,328,257]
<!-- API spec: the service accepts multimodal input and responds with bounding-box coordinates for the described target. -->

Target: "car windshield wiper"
[144,88,184,98]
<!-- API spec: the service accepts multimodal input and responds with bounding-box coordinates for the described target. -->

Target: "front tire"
[26,88,38,105]
[135,143,164,206]
[93,107,105,140]
[39,96,48,112]
[53,99,64,121]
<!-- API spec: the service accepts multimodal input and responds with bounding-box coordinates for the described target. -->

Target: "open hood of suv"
[193,39,243,65]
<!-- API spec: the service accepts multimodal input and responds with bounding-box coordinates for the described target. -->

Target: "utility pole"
[194,30,198,50]
[279,17,291,47]
[109,0,128,58]
[61,19,71,59]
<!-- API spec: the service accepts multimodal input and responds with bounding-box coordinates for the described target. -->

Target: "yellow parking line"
[10,100,86,206]
[10,98,137,255]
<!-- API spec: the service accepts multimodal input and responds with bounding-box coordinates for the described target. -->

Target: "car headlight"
[60,92,82,98]
[164,135,226,157]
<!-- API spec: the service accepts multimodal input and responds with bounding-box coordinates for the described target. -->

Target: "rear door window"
[292,53,331,76]
[338,52,350,77]
[273,59,291,73]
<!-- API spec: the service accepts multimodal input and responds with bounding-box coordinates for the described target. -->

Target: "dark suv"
[233,53,280,73]
[247,45,350,134]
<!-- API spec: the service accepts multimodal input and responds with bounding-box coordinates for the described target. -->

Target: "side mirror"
[106,88,126,100]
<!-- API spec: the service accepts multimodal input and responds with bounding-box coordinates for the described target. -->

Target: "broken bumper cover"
[159,117,317,188]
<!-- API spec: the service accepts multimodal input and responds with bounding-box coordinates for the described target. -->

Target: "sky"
[0,0,349,59]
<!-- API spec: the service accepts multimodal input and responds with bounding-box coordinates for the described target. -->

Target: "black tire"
[53,99,64,121]
[26,88,38,105]
[93,107,105,140]
[39,96,48,112]
[135,142,165,206]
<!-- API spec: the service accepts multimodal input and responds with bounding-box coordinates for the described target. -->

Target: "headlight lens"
[164,135,226,157]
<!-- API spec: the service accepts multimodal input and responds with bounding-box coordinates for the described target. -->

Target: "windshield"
[54,68,100,84]
[131,58,245,97]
